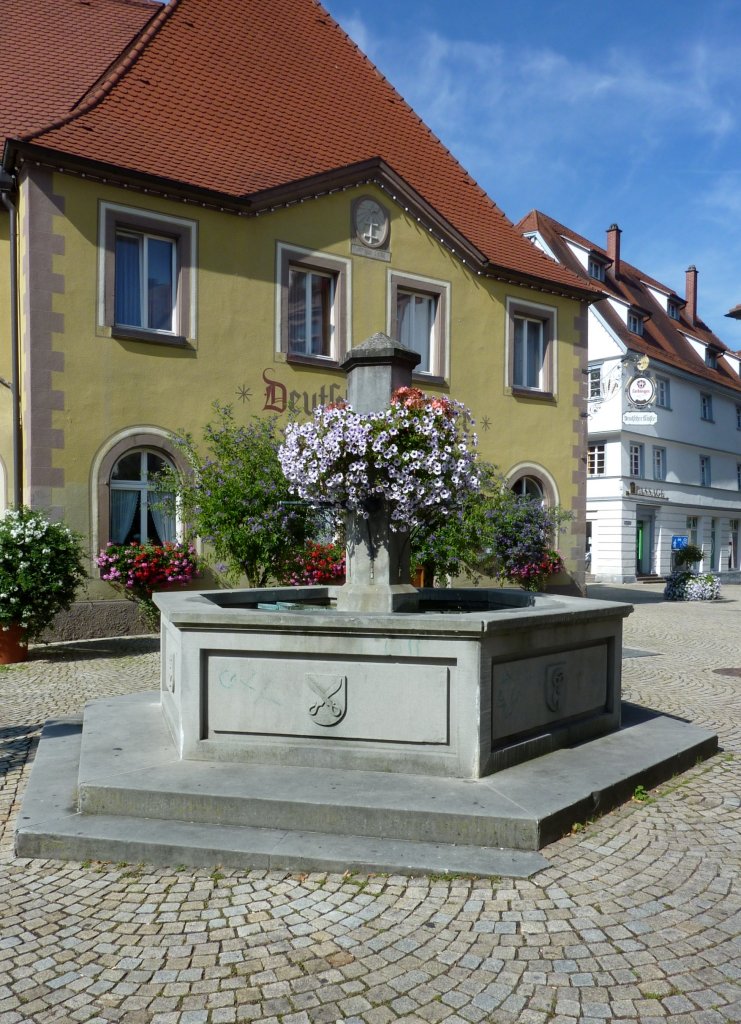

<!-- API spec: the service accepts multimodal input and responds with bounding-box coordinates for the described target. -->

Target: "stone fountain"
[156,336,630,778]
[15,336,717,877]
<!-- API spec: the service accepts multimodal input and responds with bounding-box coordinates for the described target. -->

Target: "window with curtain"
[114,230,176,333]
[507,299,555,395]
[389,273,448,378]
[287,266,335,356]
[511,475,544,501]
[513,315,546,389]
[396,291,437,372]
[110,450,176,545]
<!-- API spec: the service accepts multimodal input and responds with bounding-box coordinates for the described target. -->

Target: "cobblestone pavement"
[0,585,739,1024]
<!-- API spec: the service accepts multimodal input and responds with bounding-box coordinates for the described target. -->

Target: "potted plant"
[279,386,480,533]
[0,506,86,662]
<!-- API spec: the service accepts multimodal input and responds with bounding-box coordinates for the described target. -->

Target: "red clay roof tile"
[519,209,741,393]
[12,0,597,296]
[1,0,160,144]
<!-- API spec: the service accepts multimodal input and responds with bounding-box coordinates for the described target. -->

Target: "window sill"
[112,325,189,348]
[511,386,555,401]
[285,352,342,368]
[412,372,447,388]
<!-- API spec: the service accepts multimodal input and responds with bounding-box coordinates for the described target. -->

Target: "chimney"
[686,265,698,325]
[607,223,621,276]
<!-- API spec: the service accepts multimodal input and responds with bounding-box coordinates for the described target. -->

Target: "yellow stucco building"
[1,0,597,635]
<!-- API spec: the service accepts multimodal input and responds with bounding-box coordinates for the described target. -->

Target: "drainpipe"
[0,166,21,507]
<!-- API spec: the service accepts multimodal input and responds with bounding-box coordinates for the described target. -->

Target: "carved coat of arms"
[306,674,347,727]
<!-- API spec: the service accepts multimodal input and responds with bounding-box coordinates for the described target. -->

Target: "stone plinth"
[156,586,631,778]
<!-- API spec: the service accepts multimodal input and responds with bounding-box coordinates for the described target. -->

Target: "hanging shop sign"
[626,374,656,407]
[623,410,658,425]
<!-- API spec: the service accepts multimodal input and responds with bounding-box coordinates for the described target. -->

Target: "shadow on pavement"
[29,636,159,662]
[587,583,666,605]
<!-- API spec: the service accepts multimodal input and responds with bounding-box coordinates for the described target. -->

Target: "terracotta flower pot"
[0,622,29,664]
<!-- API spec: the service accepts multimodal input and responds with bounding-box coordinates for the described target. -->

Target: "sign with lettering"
[672,535,689,551]
[623,410,658,425]
[262,369,344,415]
[627,375,656,407]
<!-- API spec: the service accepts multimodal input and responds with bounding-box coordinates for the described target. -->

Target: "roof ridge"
[20,0,178,144]
[311,0,514,230]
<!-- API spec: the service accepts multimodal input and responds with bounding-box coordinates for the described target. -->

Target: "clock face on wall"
[353,198,389,248]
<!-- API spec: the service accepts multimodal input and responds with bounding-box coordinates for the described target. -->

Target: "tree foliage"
[411,462,571,590]
[158,404,317,588]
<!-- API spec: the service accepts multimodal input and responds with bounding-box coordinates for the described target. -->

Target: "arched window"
[109,449,175,545]
[511,475,544,501]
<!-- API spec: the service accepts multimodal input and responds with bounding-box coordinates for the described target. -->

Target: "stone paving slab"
[0,585,739,1024]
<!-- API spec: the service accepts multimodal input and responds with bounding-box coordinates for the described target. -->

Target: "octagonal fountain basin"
[156,585,631,780]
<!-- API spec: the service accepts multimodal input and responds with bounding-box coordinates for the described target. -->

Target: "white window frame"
[656,376,670,408]
[700,393,713,421]
[667,301,680,320]
[109,448,176,545]
[114,229,177,333]
[98,202,197,344]
[506,298,557,396]
[276,243,350,363]
[652,446,666,481]
[588,257,605,281]
[588,443,605,476]
[388,270,449,379]
[588,367,601,400]
[627,310,644,336]
[700,455,711,487]
[629,442,644,478]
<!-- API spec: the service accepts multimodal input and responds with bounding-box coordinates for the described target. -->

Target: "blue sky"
[323,0,741,345]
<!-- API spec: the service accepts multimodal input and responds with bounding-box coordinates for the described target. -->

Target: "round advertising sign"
[627,375,655,407]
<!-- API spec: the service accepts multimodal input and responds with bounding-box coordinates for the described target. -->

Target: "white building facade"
[519,212,741,583]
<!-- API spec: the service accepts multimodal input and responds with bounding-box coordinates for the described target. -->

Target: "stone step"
[16,716,547,877]
[15,692,718,878]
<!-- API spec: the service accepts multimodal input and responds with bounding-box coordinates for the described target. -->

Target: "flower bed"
[287,541,346,586]
[279,386,480,532]
[664,569,721,602]
[97,541,200,627]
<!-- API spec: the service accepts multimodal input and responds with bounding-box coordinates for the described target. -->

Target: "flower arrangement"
[279,386,480,532]
[287,541,346,586]
[505,549,565,593]
[97,541,200,628]
[0,506,86,647]
[664,569,720,602]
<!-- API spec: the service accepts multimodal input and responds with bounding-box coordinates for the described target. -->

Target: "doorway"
[635,518,650,575]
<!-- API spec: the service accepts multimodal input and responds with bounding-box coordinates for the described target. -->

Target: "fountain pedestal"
[335,334,420,614]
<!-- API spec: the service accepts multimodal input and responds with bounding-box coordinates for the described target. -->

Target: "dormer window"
[705,348,718,369]
[588,257,606,282]
[627,310,644,336]
[667,300,680,320]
